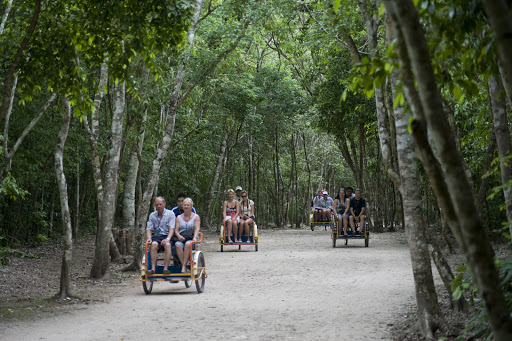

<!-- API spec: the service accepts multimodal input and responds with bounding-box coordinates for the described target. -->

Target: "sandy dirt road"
[0,229,416,341]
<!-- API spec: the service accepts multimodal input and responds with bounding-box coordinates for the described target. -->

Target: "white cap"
[235,186,243,191]
[322,190,328,195]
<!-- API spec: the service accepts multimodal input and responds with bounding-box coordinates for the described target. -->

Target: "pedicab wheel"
[332,237,336,248]
[221,245,223,252]
[255,244,258,252]
[344,238,348,245]
[142,280,153,294]
[310,224,314,231]
[365,234,369,247]
[184,279,191,288]
[195,253,206,293]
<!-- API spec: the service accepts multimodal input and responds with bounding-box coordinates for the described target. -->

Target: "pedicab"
[219,220,259,252]
[331,217,369,247]
[139,233,207,294]
[310,209,336,231]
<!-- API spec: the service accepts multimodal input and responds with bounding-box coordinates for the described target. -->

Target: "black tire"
[332,237,336,248]
[255,244,258,252]
[195,253,206,293]
[184,279,191,288]
[142,280,153,294]
[344,238,348,245]
[365,235,369,247]
[239,244,241,250]
[311,224,314,231]
[221,245,223,252]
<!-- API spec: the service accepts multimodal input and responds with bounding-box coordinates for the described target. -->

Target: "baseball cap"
[322,190,328,195]
[235,186,243,191]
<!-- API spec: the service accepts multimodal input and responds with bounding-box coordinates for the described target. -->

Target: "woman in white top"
[239,190,255,243]
[223,189,241,243]
[175,197,200,273]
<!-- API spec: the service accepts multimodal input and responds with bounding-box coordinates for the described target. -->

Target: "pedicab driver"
[145,196,175,275]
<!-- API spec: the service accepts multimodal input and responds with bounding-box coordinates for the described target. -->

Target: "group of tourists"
[145,194,200,274]
[223,186,255,243]
[312,186,366,235]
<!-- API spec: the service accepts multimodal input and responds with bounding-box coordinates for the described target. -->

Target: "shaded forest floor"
[0,228,505,340]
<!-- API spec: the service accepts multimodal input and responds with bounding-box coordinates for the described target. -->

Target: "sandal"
[146,270,154,275]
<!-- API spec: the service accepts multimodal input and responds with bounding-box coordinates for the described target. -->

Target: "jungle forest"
[1,0,512,340]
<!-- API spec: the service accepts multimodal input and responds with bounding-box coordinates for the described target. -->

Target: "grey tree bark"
[489,75,512,236]
[121,109,147,231]
[481,0,512,107]
[125,0,205,271]
[202,128,228,229]
[89,73,126,278]
[0,0,13,36]
[55,98,74,299]
[385,1,512,339]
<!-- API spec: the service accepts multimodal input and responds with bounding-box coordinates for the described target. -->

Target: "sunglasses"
[242,195,247,198]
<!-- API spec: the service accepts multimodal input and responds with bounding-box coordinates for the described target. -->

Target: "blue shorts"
[151,235,173,252]
[175,236,200,249]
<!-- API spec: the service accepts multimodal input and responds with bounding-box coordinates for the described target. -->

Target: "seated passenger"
[145,196,175,275]
[333,188,350,236]
[312,189,323,221]
[345,186,355,200]
[174,197,200,273]
[234,185,243,202]
[223,189,241,243]
[318,190,334,222]
[349,188,366,234]
[171,193,197,216]
[239,190,255,243]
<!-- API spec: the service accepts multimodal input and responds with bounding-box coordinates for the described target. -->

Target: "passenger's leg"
[245,219,253,242]
[182,241,190,272]
[238,220,243,242]
[149,241,159,274]
[343,214,348,235]
[232,219,239,242]
[226,220,233,243]
[349,215,355,232]
[163,240,172,273]
[175,242,185,270]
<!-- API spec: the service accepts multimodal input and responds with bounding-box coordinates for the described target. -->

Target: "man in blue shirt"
[171,193,197,217]
[146,197,175,275]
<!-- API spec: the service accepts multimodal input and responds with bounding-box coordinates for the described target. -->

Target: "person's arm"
[146,216,153,242]
[344,198,350,214]
[332,199,338,212]
[193,215,201,241]
[222,201,227,218]
[235,201,241,219]
[175,216,185,242]
[250,202,254,217]
[166,215,175,241]
[361,200,366,216]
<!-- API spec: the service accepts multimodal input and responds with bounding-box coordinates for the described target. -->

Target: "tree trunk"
[386,1,512,338]
[481,0,512,107]
[392,66,447,337]
[55,98,74,299]
[121,109,147,235]
[428,242,466,311]
[124,0,204,271]
[489,75,512,236]
[0,0,40,125]
[90,81,126,278]
[203,128,228,228]
[0,0,13,36]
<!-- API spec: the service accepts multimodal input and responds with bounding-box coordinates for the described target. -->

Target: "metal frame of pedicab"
[310,209,336,231]
[331,215,369,247]
[139,232,207,294]
[219,220,259,252]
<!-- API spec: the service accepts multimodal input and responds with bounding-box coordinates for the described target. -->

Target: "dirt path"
[0,229,416,341]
